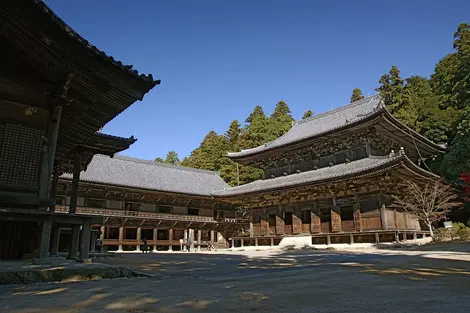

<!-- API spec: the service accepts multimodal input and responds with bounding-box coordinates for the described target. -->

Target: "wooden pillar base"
[68,225,80,259]
[326,235,331,246]
[349,233,354,245]
[375,233,380,244]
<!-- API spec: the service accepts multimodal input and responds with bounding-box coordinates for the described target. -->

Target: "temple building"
[0,0,159,260]
[54,155,245,253]
[216,95,445,246]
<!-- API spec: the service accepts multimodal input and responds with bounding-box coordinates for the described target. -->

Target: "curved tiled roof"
[228,95,383,159]
[212,154,438,197]
[34,0,160,85]
[61,154,228,196]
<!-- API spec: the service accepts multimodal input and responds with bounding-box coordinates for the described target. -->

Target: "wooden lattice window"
[0,122,44,190]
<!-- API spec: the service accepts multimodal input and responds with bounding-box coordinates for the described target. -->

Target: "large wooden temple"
[216,95,445,246]
[0,0,160,260]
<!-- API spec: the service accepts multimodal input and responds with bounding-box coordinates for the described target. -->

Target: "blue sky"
[46,0,469,161]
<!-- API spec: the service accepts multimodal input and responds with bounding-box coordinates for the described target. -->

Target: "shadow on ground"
[1,245,469,312]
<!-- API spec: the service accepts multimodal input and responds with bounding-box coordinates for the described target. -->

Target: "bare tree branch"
[392,180,462,237]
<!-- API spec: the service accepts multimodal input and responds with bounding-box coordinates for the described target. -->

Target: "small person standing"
[142,237,148,253]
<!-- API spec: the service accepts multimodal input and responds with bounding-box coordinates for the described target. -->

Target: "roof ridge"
[104,154,221,176]
[297,94,380,125]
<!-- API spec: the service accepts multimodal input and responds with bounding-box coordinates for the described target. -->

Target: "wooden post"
[353,193,362,232]
[79,221,91,260]
[349,233,354,245]
[153,228,158,252]
[90,231,97,253]
[231,238,235,248]
[255,238,258,247]
[118,226,124,251]
[413,232,417,241]
[326,235,331,246]
[50,167,60,212]
[100,226,105,242]
[38,218,52,258]
[270,238,274,247]
[375,232,380,244]
[50,227,60,256]
[394,231,399,243]
[68,225,80,259]
[241,238,244,247]
[136,227,142,251]
[380,205,387,230]
[197,230,202,251]
[210,230,215,244]
[168,229,173,251]
[69,152,81,214]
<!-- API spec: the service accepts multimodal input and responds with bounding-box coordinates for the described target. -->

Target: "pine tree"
[225,120,242,149]
[302,110,313,119]
[269,100,295,139]
[376,65,404,114]
[165,151,180,165]
[181,131,227,171]
[350,88,364,102]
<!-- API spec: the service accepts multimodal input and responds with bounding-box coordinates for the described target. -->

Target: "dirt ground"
[1,243,470,313]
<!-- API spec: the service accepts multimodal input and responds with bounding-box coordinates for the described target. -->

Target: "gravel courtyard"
[1,244,470,313]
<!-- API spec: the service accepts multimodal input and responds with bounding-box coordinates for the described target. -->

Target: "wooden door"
[292,212,302,234]
[311,212,321,233]
[260,219,269,235]
[275,215,285,235]
[353,205,361,231]
[331,207,341,232]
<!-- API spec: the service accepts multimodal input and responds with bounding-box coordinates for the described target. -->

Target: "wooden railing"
[55,205,247,224]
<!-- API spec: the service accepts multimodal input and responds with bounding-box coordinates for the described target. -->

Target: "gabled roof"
[61,154,229,197]
[212,154,439,197]
[228,96,383,159]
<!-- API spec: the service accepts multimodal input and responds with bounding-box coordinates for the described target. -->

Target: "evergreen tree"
[165,151,180,165]
[376,65,404,114]
[181,131,227,171]
[225,120,242,148]
[154,157,164,163]
[302,109,313,119]
[269,100,295,139]
[350,88,365,102]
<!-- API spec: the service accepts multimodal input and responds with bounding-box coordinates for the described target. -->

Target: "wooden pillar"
[231,238,235,248]
[375,232,380,244]
[326,235,331,246]
[413,232,417,241]
[249,222,254,237]
[240,238,244,247]
[38,218,53,258]
[380,205,387,230]
[50,167,60,212]
[50,227,60,256]
[69,152,81,214]
[270,237,274,246]
[136,227,142,251]
[189,229,195,251]
[394,231,399,243]
[90,231,97,253]
[100,226,105,242]
[349,233,354,245]
[79,221,91,260]
[210,230,215,244]
[353,193,362,232]
[118,226,124,251]
[153,228,158,252]
[168,229,173,251]
[255,238,258,247]
[197,230,202,251]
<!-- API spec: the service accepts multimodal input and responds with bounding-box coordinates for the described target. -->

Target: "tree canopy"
[350,88,365,102]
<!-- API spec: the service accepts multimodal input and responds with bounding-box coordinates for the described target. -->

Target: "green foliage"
[181,131,227,171]
[376,65,404,114]
[302,109,313,119]
[350,88,365,102]
[439,135,470,180]
[165,151,180,165]
[457,227,470,241]
[154,157,164,163]
[268,101,295,139]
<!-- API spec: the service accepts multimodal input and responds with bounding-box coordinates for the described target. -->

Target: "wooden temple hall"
[0,0,161,260]
[218,95,446,247]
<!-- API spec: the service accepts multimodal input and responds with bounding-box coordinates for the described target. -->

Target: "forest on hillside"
[155,23,470,189]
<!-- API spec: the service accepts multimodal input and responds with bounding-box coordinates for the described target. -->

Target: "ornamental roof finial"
[399,147,405,156]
